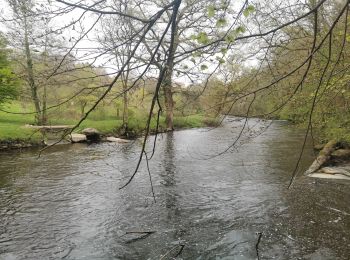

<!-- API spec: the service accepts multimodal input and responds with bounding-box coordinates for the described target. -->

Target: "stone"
[82,128,100,135]
[106,136,130,143]
[70,133,87,143]
[81,128,101,142]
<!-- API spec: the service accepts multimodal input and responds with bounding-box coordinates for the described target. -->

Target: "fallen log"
[305,139,338,175]
[308,173,350,180]
[320,166,350,177]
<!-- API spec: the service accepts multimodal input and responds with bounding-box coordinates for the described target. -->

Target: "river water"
[0,118,349,260]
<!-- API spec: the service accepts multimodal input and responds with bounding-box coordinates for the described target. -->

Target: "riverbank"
[0,107,219,150]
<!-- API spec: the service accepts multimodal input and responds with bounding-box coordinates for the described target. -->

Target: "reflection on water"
[0,118,349,260]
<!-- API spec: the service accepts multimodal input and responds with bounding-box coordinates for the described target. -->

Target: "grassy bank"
[0,101,218,143]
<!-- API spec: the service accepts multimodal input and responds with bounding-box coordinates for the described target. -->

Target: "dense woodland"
[0,0,349,144]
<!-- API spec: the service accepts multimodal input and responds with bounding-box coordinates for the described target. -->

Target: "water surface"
[0,118,349,259]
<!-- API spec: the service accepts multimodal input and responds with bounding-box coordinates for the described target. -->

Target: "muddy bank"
[0,139,44,150]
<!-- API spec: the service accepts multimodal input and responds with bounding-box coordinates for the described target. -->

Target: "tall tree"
[6,0,43,124]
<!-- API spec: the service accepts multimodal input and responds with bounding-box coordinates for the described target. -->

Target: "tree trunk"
[24,15,41,125]
[122,85,128,132]
[42,84,47,125]
[162,30,179,131]
[305,139,338,175]
[41,34,50,125]
[80,101,87,118]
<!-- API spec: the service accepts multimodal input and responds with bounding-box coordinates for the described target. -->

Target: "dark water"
[0,118,349,260]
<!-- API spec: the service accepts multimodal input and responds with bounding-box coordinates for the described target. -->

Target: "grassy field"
[0,101,218,142]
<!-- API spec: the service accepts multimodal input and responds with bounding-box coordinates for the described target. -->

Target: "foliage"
[0,34,18,106]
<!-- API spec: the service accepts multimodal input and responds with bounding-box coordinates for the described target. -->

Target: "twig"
[144,151,157,203]
[256,232,262,260]
[122,231,156,244]
[174,244,185,258]
[125,230,156,235]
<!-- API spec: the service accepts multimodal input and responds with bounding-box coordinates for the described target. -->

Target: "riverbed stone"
[70,133,87,143]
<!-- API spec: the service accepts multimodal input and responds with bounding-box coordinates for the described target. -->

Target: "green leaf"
[197,32,209,45]
[235,26,246,34]
[190,34,197,40]
[220,48,227,54]
[192,51,202,57]
[216,18,227,27]
[225,26,245,43]
[225,31,238,43]
[243,5,255,17]
[207,5,215,18]
[216,56,225,64]
[220,0,229,9]
[200,64,208,70]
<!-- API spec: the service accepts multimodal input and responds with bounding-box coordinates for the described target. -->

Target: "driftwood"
[305,139,338,175]
[308,173,350,180]
[320,166,350,177]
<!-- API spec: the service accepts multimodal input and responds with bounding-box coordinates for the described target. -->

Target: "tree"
[3,0,70,125]
[99,2,138,134]
[120,0,235,130]
[5,0,43,124]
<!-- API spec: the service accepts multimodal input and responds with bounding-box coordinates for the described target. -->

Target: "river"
[0,118,349,259]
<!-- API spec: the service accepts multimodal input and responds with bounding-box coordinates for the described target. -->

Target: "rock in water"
[82,128,101,142]
[70,133,87,143]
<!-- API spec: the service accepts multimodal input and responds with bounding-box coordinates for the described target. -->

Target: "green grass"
[0,101,218,142]
[0,102,41,141]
